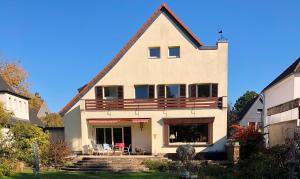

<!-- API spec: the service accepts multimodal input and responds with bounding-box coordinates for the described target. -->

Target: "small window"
[149,47,160,58]
[198,85,210,97]
[248,122,256,127]
[104,87,118,100]
[168,46,180,58]
[135,85,149,99]
[166,85,180,98]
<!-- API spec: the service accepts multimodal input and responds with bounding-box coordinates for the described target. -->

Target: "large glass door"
[95,127,131,146]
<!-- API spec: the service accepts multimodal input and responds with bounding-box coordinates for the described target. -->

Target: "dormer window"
[168,46,180,58]
[149,47,160,58]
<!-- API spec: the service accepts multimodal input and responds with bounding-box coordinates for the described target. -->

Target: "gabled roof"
[262,57,300,92]
[59,3,204,115]
[0,75,29,100]
[238,95,262,122]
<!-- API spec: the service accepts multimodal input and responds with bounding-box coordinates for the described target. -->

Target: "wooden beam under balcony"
[85,97,223,111]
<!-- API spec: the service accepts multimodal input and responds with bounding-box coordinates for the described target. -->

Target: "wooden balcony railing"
[85,97,223,111]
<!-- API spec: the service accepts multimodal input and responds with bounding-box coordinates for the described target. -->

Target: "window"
[190,84,218,97]
[166,85,180,98]
[104,87,118,99]
[168,46,180,58]
[169,124,208,143]
[135,85,149,99]
[248,122,256,127]
[149,47,160,58]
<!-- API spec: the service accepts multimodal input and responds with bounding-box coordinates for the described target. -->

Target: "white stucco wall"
[0,93,29,121]
[239,97,263,127]
[63,12,228,153]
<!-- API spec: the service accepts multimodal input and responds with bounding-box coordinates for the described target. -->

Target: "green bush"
[0,158,17,177]
[9,122,50,166]
[142,160,170,172]
[198,163,234,179]
[237,145,299,179]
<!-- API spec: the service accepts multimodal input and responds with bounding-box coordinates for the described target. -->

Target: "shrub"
[142,160,170,172]
[231,124,264,159]
[9,121,50,166]
[45,140,71,168]
[198,162,234,179]
[237,145,299,179]
[0,158,17,177]
[176,145,196,164]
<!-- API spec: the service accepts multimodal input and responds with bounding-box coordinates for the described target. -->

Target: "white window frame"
[168,46,180,58]
[148,47,160,59]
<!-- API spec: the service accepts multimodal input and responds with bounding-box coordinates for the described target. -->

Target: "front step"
[62,156,164,172]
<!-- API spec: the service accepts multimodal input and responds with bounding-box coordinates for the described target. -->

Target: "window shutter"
[117,86,124,99]
[180,84,186,98]
[95,86,103,99]
[212,84,218,97]
[148,85,155,98]
[158,85,165,98]
[189,84,196,98]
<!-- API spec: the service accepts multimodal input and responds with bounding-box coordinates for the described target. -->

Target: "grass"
[3,170,176,179]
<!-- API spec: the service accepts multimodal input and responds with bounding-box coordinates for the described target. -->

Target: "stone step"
[62,167,149,172]
[73,164,145,168]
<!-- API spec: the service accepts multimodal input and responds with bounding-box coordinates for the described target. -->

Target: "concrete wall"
[0,93,29,121]
[63,12,228,153]
[269,119,297,146]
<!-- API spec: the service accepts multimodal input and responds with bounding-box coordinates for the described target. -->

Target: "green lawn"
[3,170,176,179]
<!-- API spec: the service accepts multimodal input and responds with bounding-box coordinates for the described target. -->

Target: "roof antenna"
[218,30,228,42]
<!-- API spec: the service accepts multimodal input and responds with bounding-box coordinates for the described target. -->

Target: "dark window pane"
[212,84,218,97]
[198,85,210,97]
[104,87,118,99]
[149,47,160,58]
[96,128,104,144]
[105,128,112,145]
[113,128,123,144]
[166,85,179,98]
[169,47,180,57]
[169,124,208,143]
[135,85,149,99]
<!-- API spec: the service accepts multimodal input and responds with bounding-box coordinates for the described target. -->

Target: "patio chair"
[92,143,102,155]
[123,144,131,155]
[103,143,112,155]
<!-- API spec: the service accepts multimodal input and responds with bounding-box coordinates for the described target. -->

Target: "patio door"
[95,127,131,145]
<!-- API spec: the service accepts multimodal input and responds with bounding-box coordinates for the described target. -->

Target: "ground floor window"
[169,124,208,143]
[95,127,131,147]
[163,118,214,146]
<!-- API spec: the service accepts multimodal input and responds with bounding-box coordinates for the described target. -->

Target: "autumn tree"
[41,113,63,127]
[0,61,43,111]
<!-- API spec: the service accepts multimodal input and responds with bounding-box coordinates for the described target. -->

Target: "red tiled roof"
[59,3,203,115]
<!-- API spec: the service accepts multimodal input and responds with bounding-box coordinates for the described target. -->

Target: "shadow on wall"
[64,105,82,152]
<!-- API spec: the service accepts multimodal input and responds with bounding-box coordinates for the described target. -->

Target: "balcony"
[85,97,223,111]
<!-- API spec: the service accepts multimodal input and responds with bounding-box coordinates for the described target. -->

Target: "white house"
[0,75,30,122]
[238,95,264,128]
[263,57,300,146]
[60,3,228,155]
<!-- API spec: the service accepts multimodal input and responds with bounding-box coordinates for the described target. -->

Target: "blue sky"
[0,0,299,112]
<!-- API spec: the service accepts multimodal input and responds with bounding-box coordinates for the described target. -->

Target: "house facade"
[238,95,264,128]
[0,76,29,122]
[60,3,228,154]
[263,57,300,146]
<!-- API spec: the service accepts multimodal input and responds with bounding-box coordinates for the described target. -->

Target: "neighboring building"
[29,101,50,127]
[263,57,300,146]
[238,95,264,129]
[0,75,30,122]
[60,3,228,155]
